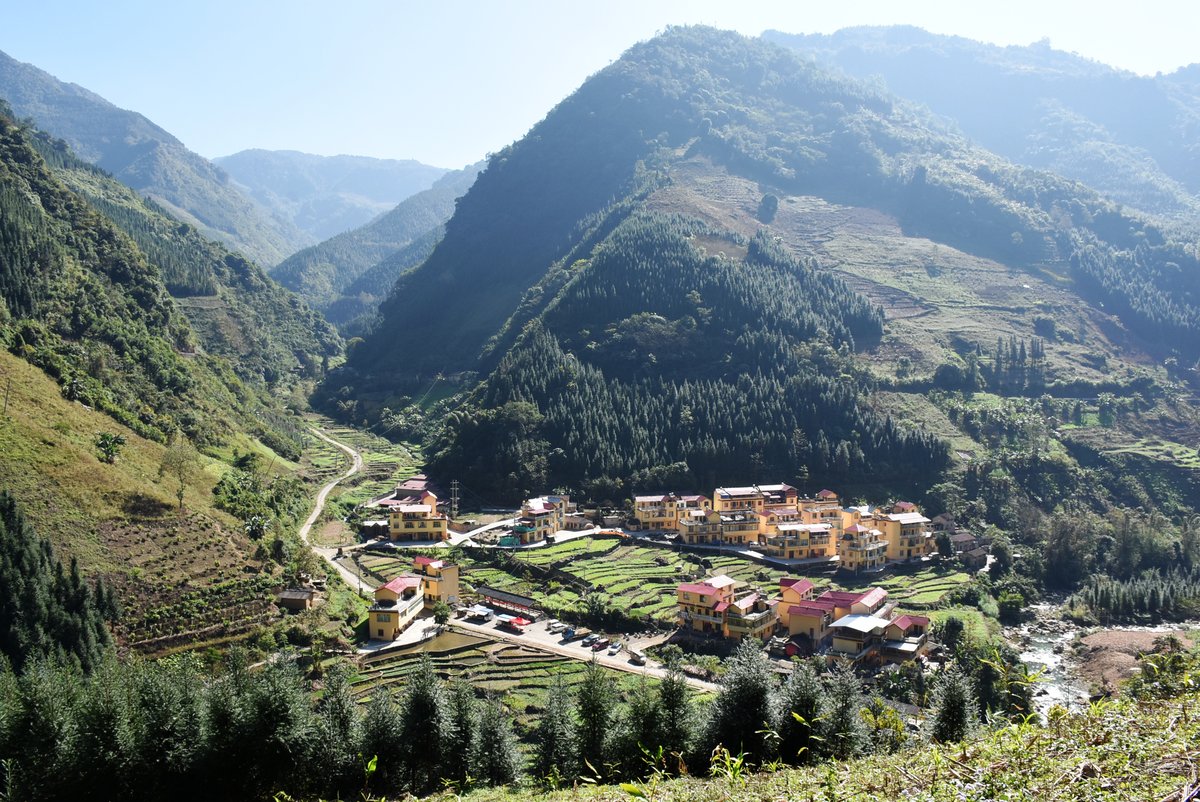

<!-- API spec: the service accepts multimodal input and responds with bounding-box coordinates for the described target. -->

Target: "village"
[297,474,993,679]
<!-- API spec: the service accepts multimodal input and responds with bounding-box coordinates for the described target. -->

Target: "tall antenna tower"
[450,479,460,520]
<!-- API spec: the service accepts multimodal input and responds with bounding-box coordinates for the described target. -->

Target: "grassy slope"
[446,691,1199,802]
[0,349,281,652]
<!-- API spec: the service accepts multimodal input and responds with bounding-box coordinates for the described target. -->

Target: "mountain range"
[214,149,448,242]
[320,26,1200,516]
[764,26,1200,221]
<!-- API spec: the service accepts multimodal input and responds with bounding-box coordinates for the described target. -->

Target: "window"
[377,613,392,622]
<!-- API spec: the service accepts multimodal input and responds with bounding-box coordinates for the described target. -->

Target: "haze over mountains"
[764,26,1200,220]
[214,149,448,242]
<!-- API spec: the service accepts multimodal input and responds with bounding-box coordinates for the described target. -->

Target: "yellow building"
[676,574,777,640]
[712,486,766,514]
[387,490,448,542]
[838,522,887,573]
[676,575,738,634]
[762,522,837,560]
[877,503,934,563]
[369,575,424,640]
[514,495,572,544]
[632,493,711,531]
[414,556,459,607]
[678,508,724,545]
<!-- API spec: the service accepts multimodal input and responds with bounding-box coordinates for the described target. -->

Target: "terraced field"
[354,631,685,735]
[359,536,972,625]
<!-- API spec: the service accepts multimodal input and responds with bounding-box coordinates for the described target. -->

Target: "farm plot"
[353,632,670,735]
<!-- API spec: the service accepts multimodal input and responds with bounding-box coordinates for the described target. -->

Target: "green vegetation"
[0,49,310,265]
[271,164,480,322]
[0,491,113,673]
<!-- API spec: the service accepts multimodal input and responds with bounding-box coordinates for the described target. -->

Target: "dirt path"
[299,427,368,592]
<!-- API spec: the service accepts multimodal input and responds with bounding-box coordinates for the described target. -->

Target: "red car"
[592,637,610,651]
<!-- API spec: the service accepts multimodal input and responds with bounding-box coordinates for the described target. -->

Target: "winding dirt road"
[299,427,368,592]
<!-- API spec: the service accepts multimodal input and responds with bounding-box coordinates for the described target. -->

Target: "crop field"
[353,630,684,735]
[359,535,972,625]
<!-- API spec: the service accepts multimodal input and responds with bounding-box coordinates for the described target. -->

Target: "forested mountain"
[321,26,1200,511]
[214,149,448,242]
[271,163,480,319]
[763,26,1200,219]
[0,49,311,265]
[0,105,335,650]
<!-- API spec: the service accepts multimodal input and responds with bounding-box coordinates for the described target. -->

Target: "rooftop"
[832,614,891,634]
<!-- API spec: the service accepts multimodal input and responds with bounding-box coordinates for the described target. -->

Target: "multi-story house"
[877,503,935,563]
[513,495,572,544]
[369,575,424,641]
[838,522,887,573]
[387,490,449,542]
[676,574,778,640]
[414,556,459,607]
[632,493,711,531]
[678,508,724,545]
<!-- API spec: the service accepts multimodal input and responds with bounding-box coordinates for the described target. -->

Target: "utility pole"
[450,479,460,521]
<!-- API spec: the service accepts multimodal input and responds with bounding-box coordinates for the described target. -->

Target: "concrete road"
[298,427,368,593]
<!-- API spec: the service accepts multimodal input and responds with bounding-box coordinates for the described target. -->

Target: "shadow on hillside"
[122,492,174,519]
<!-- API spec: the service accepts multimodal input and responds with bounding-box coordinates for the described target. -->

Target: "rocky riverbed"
[1007,602,1197,712]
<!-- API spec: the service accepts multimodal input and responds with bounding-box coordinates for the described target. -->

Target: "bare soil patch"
[1076,629,1193,695]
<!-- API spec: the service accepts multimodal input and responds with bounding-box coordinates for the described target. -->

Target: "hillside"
[0,106,342,651]
[764,26,1200,220]
[271,162,480,318]
[321,26,1200,510]
[214,149,448,242]
[30,130,342,395]
[0,49,311,265]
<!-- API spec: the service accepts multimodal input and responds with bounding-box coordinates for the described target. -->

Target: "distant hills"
[0,49,311,265]
[320,26,1200,513]
[214,149,449,242]
[271,163,481,325]
[764,26,1200,220]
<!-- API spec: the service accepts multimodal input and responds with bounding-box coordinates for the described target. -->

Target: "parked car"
[581,633,599,647]
[544,618,561,630]
[592,637,610,651]
[607,641,623,655]
[629,650,647,666]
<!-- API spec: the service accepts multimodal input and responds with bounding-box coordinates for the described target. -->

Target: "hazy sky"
[3,1,1197,167]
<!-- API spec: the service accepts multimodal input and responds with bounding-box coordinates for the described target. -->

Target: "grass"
[446,691,1200,802]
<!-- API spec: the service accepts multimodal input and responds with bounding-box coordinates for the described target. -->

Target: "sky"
[3,0,1198,168]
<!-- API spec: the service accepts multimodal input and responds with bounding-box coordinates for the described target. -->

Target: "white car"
[546,620,565,633]
[607,641,623,655]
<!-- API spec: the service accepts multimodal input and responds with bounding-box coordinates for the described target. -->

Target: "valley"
[2,17,1200,802]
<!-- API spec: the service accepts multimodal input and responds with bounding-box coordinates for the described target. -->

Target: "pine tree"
[398,655,454,795]
[822,664,868,760]
[576,658,618,780]
[475,700,521,787]
[445,680,479,786]
[361,687,406,797]
[534,677,577,786]
[777,659,827,765]
[929,667,978,743]
[703,639,777,766]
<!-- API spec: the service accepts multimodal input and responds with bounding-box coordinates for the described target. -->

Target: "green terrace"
[355,536,973,625]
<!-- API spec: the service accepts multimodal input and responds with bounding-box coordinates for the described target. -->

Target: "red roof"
[779,577,814,595]
[678,582,717,596]
[413,556,444,568]
[857,587,888,609]
[789,600,835,617]
[890,614,929,631]
[817,489,838,499]
[820,590,863,605]
[733,592,759,610]
[381,575,421,594]
[714,601,730,613]
[844,523,869,534]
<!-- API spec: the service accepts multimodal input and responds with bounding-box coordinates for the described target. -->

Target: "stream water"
[1011,603,1090,715]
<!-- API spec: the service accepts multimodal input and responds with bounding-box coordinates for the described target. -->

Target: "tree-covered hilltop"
[0,104,335,454]
[764,26,1200,220]
[214,149,449,242]
[322,26,1200,503]
[29,127,342,392]
[271,163,481,318]
[0,49,311,265]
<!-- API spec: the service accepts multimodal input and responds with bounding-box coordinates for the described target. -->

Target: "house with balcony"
[762,522,836,560]
[877,503,934,563]
[369,575,425,641]
[513,495,572,544]
[838,522,887,573]
[676,574,777,640]
[676,575,738,635]
[678,508,724,545]
[881,614,931,663]
[632,492,711,531]
[386,490,449,542]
